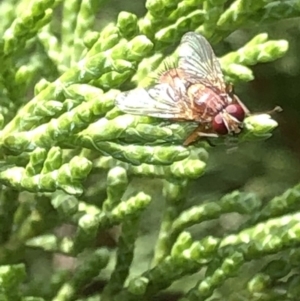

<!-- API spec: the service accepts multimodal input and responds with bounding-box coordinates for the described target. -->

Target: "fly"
[115,32,278,145]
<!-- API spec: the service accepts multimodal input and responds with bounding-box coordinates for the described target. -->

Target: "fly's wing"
[115,83,194,120]
[178,32,226,92]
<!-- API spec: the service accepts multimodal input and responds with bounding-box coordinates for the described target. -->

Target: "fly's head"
[212,84,248,135]
[212,102,246,135]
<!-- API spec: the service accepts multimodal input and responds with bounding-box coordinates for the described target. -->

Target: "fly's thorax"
[159,68,189,85]
[158,68,189,96]
[187,84,228,119]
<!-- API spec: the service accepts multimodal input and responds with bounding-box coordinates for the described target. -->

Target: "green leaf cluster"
[0,0,298,300]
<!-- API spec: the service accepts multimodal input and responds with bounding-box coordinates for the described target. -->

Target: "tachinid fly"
[115,32,251,146]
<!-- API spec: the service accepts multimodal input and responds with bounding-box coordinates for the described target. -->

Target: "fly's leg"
[233,95,251,115]
[183,125,218,146]
[204,137,216,147]
[226,84,251,116]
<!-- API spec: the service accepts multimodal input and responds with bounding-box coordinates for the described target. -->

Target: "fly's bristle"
[149,72,160,83]
[147,64,168,84]
[162,59,177,72]
[154,59,178,83]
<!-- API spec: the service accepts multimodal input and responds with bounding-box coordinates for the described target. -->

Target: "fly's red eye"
[213,114,228,135]
[225,104,245,122]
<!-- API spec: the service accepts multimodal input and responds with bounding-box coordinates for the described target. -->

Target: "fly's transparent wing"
[178,32,226,92]
[115,83,194,120]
